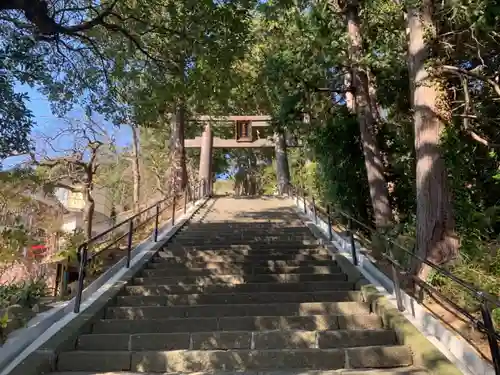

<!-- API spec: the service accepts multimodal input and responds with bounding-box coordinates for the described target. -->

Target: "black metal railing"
[73,180,207,313]
[285,183,500,374]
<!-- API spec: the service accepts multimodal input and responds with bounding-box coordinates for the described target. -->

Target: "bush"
[0,279,47,309]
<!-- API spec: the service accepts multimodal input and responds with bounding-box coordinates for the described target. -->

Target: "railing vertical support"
[348,218,358,266]
[126,220,133,268]
[184,188,188,214]
[312,196,317,224]
[171,195,176,226]
[327,205,333,241]
[479,295,500,374]
[74,244,88,313]
[387,242,405,312]
[154,203,160,242]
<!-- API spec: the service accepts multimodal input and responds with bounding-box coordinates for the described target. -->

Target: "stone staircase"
[51,198,426,375]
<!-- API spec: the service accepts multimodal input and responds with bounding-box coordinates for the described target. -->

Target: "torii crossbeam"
[185,115,299,195]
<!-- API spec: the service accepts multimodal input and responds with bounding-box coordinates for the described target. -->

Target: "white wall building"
[55,185,114,237]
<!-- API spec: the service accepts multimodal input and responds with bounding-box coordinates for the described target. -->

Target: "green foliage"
[0,223,32,265]
[307,108,373,221]
[0,280,47,309]
[259,164,278,195]
[52,229,87,264]
[0,30,48,161]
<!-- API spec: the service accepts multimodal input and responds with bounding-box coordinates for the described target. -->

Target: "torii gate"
[185,115,298,195]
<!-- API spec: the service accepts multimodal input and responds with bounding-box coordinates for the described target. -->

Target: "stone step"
[174,237,318,244]
[124,281,355,296]
[159,248,330,257]
[56,346,412,372]
[106,301,368,320]
[77,329,397,351]
[52,368,429,375]
[133,273,348,286]
[173,233,316,240]
[169,241,322,247]
[165,243,322,251]
[148,260,339,269]
[155,253,333,262]
[177,227,313,233]
[115,291,362,307]
[92,314,383,334]
[140,266,343,278]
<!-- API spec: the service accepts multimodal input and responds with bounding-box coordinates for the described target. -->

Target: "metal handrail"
[73,180,206,313]
[285,183,500,373]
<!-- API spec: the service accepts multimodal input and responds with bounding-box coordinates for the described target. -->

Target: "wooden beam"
[191,115,271,122]
[185,137,300,148]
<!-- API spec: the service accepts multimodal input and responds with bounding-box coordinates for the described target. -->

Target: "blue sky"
[6,84,232,181]
[3,84,133,169]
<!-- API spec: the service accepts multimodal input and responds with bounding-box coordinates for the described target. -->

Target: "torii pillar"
[198,123,214,196]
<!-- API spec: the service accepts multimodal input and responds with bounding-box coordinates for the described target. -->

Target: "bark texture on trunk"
[169,101,187,194]
[274,130,291,194]
[345,0,393,228]
[344,69,355,111]
[407,0,459,279]
[82,186,95,241]
[130,125,141,213]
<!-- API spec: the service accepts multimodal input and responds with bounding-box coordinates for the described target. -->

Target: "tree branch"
[440,65,500,98]
[0,0,119,36]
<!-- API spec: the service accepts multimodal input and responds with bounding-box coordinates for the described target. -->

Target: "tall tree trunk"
[344,0,393,228]
[344,69,355,111]
[407,0,459,279]
[169,101,187,194]
[82,186,95,241]
[274,129,291,194]
[130,124,141,213]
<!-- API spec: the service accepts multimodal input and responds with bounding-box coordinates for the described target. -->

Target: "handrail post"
[154,203,160,242]
[479,295,500,373]
[387,241,405,312]
[348,218,358,266]
[327,204,333,241]
[171,194,176,225]
[184,188,188,214]
[312,196,317,224]
[126,220,133,268]
[74,244,88,313]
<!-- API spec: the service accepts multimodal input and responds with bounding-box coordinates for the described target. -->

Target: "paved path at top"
[199,196,303,224]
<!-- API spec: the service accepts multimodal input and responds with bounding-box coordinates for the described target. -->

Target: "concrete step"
[155,253,333,262]
[52,368,429,375]
[174,234,315,240]
[148,260,339,269]
[177,227,313,234]
[77,329,397,351]
[105,301,369,320]
[56,346,412,372]
[92,314,383,334]
[165,243,323,250]
[159,248,330,258]
[141,265,344,278]
[133,273,348,286]
[124,281,355,296]
[115,291,362,307]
